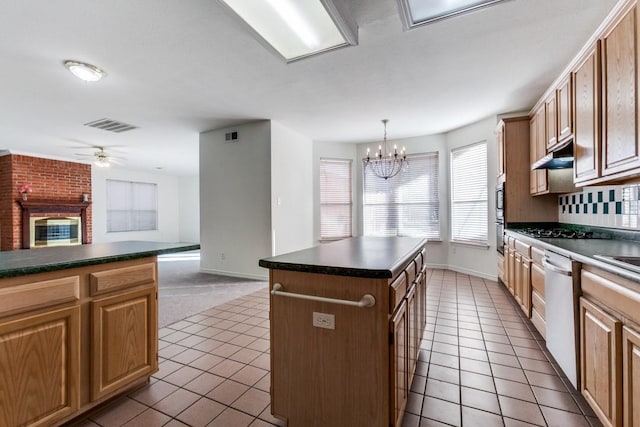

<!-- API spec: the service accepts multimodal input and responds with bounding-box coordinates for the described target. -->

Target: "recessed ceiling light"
[63,60,106,82]
[218,0,357,62]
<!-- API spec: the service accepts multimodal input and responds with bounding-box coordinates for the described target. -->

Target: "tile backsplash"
[558,184,640,229]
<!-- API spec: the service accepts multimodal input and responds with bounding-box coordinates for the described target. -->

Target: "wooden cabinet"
[529,109,549,195]
[91,286,157,400]
[558,75,573,142]
[545,92,558,150]
[390,300,408,427]
[580,264,640,427]
[573,42,601,184]
[602,3,640,178]
[0,305,80,427]
[530,247,546,338]
[0,257,159,427]
[268,242,427,427]
[497,122,505,181]
[580,297,622,427]
[497,252,505,283]
[513,240,531,317]
[623,326,640,427]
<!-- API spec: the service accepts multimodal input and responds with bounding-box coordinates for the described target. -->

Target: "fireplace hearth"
[18,200,89,249]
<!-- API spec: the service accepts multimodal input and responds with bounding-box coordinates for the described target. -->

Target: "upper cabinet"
[557,76,573,143]
[601,2,640,177]
[573,43,601,184]
[531,0,640,187]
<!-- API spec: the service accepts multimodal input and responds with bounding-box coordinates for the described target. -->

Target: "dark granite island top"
[0,240,200,279]
[259,236,427,278]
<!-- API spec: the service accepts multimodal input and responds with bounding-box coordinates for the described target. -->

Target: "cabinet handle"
[271,283,376,308]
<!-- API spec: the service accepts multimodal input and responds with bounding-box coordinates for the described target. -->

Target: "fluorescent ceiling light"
[218,0,357,62]
[397,0,509,28]
[63,60,106,82]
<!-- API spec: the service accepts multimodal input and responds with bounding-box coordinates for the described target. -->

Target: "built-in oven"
[496,183,504,254]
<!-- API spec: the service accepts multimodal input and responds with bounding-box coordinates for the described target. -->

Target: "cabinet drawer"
[582,268,640,325]
[90,262,156,296]
[404,261,416,285]
[531,263,545,298]
[531,308,546,339]
[532,290,545,318]
[532,246,545,266]
[414,253,423,272]
[0,276,79,317]
[515,240,531,258]
[390,274,408,314]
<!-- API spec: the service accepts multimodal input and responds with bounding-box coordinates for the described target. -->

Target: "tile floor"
[74,269,602,427]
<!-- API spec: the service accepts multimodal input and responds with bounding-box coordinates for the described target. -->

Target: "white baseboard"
[199,268,268,281]
[425,263,498,282]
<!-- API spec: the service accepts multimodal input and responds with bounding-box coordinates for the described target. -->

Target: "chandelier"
[365,119,407,180]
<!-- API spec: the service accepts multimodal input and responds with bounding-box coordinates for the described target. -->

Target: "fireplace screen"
[29,217,82,248]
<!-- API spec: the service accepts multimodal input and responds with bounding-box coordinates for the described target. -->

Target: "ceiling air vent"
[84,118,137,133]
[225,131,238,142]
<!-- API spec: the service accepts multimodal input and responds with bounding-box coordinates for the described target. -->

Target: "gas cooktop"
[518,228,610,239]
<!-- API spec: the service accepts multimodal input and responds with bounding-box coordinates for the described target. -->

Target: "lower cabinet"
[91,286,157,400]
[0,305,80,427]
[530,247,546,338]
[623,326,640,427]
[390,300,408,427]
[580,297,622,427]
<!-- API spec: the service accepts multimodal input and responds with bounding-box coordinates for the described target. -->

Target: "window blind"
[450,141,488,245]
[363,153,440,239]
[107,180,158,232]
[320,158,352,240]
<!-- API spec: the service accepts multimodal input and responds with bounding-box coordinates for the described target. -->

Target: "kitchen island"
[259,237,427,427]
[0,241,199,427]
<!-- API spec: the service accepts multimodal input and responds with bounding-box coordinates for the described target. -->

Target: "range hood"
[532,139,574,169]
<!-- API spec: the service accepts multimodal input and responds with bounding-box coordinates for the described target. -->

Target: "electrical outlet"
[312,312,335,330]
[220,252,225,261]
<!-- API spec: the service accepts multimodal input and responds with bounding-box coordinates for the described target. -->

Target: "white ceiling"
[0,0,617,176]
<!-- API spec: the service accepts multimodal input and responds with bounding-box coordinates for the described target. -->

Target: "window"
[363,153,440,239]
[107,180,158,232]
[320,158,352,240]
[450,141,488,245]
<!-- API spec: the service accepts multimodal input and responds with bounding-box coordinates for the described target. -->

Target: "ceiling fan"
[74,146,125,168]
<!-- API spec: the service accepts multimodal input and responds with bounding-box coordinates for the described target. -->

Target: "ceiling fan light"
[64,60,106,82]
[94,158,110,167]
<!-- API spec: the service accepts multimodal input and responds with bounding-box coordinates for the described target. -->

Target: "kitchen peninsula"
[0,241,199,427]
[259,237,427,427]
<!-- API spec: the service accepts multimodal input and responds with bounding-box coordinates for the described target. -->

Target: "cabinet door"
[573,43,601,183]
[507,247,516,295]
[497,122,505,180]
[406,284,418,385]
[558,76,573,142]
[529,115,538,194]
[390,300,408,427]
[623,326,640,427]
[535,107,549,193]
[91,286,158,400]
[580,297,622,427]
[602,5,640,177]
[546,93,558,150]
[520,258,531,317]
[514,252,522,300]
[0,306,80,427]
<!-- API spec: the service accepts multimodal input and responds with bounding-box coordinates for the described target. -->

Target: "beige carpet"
[157,250,267,327]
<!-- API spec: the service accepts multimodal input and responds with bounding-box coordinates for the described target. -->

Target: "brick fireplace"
[0,153,92,250]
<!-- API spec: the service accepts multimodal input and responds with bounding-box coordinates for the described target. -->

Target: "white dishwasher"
[543,250,580,389]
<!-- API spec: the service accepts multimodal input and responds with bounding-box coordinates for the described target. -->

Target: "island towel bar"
[271,283,376,308]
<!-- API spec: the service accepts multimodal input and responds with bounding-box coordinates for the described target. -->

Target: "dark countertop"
[505,228,640,282]
[0,241,200,279]
[259,236,427,279]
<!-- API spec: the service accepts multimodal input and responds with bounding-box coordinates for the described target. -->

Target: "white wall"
[312,141,359,242]
[199,121,272,279]
[445,116,498,279]
[178,175,200,243]
[91,168,181,243]
[271,121,314,255]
